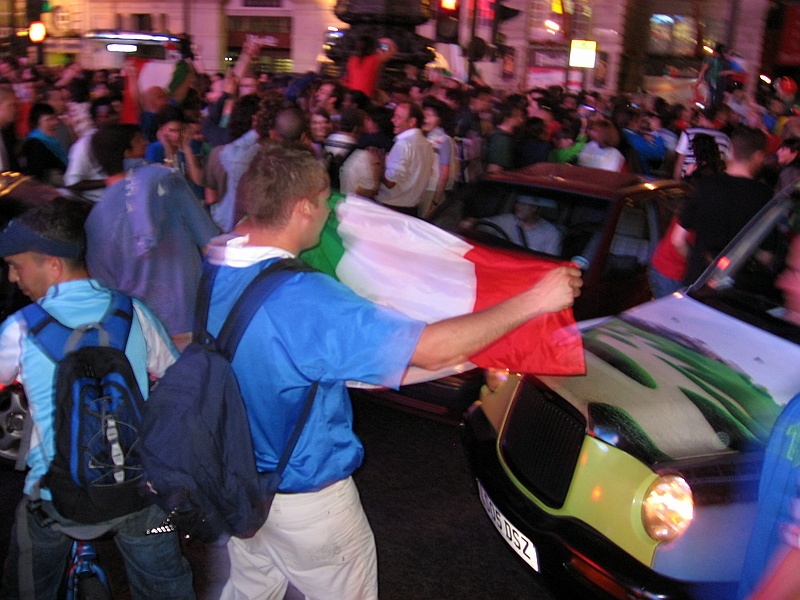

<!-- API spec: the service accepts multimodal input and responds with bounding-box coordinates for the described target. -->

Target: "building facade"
[27,0,772,99]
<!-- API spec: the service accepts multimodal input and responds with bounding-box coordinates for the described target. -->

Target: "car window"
[604,205,652,273]
[692,196,800,345]
[465,181,612,261]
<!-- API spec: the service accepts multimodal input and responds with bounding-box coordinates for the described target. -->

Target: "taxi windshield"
[690,195,800,345]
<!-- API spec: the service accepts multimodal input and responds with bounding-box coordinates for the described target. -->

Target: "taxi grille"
[499,384,586,509]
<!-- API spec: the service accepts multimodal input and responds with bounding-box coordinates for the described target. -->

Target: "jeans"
[648,265,683,299]
[1,498,195,600]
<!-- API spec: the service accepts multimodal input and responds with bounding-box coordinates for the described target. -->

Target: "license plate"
[477,480,540,572]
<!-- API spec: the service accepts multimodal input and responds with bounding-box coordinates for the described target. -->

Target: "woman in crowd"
[577,117,625,172]
[19,102,69,185]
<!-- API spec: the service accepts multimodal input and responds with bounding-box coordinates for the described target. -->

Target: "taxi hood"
[535,294,800,463]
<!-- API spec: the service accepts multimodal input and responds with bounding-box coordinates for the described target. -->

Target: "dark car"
[0,174,90,466]
[462,186,800,598]
[362,163,690,421]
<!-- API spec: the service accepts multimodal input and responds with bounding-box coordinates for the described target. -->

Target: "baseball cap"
[517,195,557,209]
[0,217,84,258]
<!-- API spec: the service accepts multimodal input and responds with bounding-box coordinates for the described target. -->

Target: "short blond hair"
[237,143,329,228]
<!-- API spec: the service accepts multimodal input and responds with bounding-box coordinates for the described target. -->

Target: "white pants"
[220,477,378,600]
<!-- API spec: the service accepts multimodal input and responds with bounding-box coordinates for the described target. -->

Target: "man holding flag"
[207,143,582,600]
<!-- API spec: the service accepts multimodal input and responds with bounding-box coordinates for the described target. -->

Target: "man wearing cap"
[479,195,563,255]
[0,201,195,599]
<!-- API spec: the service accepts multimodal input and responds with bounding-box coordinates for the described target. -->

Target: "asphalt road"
[0,395,558,600]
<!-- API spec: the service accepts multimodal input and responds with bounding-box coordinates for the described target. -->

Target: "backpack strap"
[215,258,314,360]
[20,292,134,362]
[193,261,220,344]
[201,257,319,487]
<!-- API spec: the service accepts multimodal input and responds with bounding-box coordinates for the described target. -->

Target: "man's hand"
[411,264,582,371]
[526,265,583,315]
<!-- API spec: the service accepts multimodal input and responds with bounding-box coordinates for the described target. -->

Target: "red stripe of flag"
[465,244,585,376]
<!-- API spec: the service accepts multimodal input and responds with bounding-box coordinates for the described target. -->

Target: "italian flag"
[301,194,585,383]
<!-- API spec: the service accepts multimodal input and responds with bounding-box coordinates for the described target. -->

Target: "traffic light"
[491,0,520,46]
[28,21,46,44]
[436,0,460,45]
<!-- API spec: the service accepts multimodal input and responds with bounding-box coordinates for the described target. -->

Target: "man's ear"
[295,196,313,219]
[45,255,65,280]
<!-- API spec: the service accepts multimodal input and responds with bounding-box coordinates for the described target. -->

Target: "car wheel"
[475,219,514,242]
[0,383,28,468]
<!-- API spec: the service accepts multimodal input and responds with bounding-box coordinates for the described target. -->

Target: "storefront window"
[648,13,727,57]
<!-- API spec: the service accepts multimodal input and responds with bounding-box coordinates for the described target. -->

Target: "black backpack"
[139,258,318,546]
[21,292,151,523]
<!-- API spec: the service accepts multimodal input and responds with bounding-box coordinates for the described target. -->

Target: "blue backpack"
[139,258,318,545]
[21,292,151,523]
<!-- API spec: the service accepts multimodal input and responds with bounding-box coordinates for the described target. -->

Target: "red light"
[29,21,46,43]
[717,256,731,270]
[441,0,457,10]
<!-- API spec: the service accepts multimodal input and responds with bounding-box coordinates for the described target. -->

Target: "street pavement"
[0,395,558,600]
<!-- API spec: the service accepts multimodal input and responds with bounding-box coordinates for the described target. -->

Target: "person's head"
[778,136,800,167]
[514,196,549,225]
[0,200,88,300]
[392,101,423,135]
[316,81,343,113]
[66,76,91,104]
[28,103,58,136]
[586,117,617,148]
[228,93,262,141]
[142,86,169,113]
[354,35,377,58]
[469,86,492,113]
[778,234,800,323]
[89,95,118,126]
[0,85,18,128]
[44,87,66,115]
[238,144,330,247]
[729,125,767,167]
[694,105,719,128]
[273,106,307,143]
[409,80,430,104]
[421,97,452,134]
[519,116,546,141]
[342,89,369,112]
[365,105,393,137]
[238,75,258,97]
[690,133,725,175]
[255,90,289,140]
[338,108,363,136]
[154,105,185,150]
[496,101,524,133]
[91,123,147,176]
[310,108,332,142]
[552,125,577,149]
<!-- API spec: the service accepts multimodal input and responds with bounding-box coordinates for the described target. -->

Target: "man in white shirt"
[64,96,119,202]
[480,195,563,255]
[376,101,434,216]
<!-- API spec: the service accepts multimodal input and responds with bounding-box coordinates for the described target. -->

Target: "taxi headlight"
[641,474,693,542]
[484,368,510,392]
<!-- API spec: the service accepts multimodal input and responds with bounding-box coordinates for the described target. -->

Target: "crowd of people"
[0,34,799,599]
